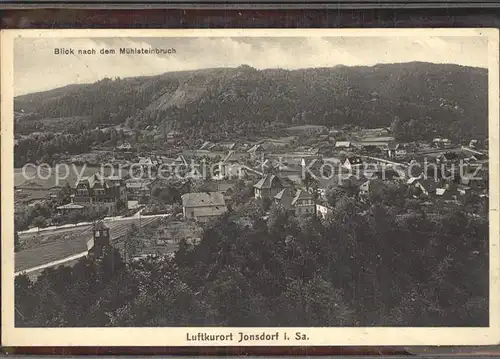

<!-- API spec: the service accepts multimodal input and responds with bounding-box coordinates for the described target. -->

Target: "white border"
[1,28,499,347]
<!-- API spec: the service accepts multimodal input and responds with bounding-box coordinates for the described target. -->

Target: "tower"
[91,221,110,257]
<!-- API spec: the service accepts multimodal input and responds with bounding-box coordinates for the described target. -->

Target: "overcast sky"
[14,36,488,96]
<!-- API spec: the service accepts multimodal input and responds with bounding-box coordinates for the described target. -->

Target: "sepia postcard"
[1,28,499,347]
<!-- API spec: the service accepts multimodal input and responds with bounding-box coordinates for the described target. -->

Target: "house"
[71,172,127,205]
[248,144,265,159]
[469,139,479,148]
[385,142,406,159]
[116,142,132,151]
[335,141,351,149]
[181,192,228,223]
[461,176,485,190]
[433,138,452,149]
[56,203,85,215]
[285,125,328,136]
[343,156,363,171]
[172,155,188,167]
[126,180,152,201]
[217,183,235,201]
[200,141,216,151]
[253,174,291,199]
[363,127,392,137]
[361,145,381,154]
[219,142,236,150]
[166,130,182,143]
[291,190,315,216]
[273,187,294,209]
[356,136,395,148]
[437,152,462,163]
[410,179,438,197]
[359,179,386,197]
[435,186,458,200]
[138,156,158,170]
[219,151,251,178]
[316,203,333,219]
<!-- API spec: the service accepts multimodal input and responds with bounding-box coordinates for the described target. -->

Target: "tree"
[391,116,405,141]
[32,216,46,229]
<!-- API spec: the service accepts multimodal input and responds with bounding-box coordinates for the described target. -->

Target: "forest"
[15,188,489,327]
[14,62,488,145]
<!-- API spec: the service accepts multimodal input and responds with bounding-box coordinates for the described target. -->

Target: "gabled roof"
[181,192,226,208]
[418,179,438,193]
[173,155,188,166]
[248,144,264,153]
[253,174,287,190]
[200,141,216,150]
[75,172,106,189]
[291,189,314,206]
[222,150,248,164]
[274,187,293,200]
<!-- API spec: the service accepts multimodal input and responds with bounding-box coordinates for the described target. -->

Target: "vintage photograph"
[2,29,499,346]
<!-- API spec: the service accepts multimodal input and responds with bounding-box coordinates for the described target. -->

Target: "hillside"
[14,62,488,141]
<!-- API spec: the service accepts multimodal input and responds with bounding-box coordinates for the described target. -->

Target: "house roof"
[56,203,84,210]
[222,150,248,163]
[361,136,395,143]
[407,176,422,185]
[436,188,448,196]
[418,179,438,193]
[126,181,151,190]
[248,144,264,153]
[346,156,363,165]
[335,141,351,148]
[181,192,226,208]
[291,189,314,205]
[219,142,236,150]
[359,180,371,192]
[286,125,327,131]
[217,183,235,193]
[253,174,290,190]
[274,187,293,200]
[75,172,106,189]
[200,141,216,150]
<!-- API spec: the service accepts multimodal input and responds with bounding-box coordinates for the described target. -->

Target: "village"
[14,123,489,278]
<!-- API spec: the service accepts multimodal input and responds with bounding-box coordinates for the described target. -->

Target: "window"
[95,231,100,237]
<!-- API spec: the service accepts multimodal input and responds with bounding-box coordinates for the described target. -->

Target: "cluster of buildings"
[15,124,489,228]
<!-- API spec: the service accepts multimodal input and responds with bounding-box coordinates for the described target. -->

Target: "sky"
[14,36,488,96]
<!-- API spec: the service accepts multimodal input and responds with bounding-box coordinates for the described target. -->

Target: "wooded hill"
[15,62,488,142]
